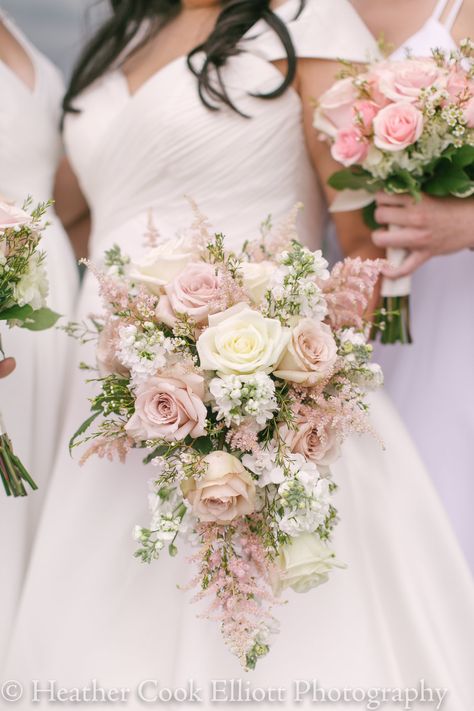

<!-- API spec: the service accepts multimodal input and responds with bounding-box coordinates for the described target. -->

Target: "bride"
[0,8,78,665]
[352,0,474,571]
[4,1,473,708]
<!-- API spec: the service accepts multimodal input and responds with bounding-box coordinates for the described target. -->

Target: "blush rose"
[274,319,338,386]
[125,371,207,442]
[181,451,256,524]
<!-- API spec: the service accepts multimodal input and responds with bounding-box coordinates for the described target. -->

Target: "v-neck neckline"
[116,0,298,101]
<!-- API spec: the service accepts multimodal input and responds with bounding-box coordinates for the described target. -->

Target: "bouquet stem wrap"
[0,413,38,497]
[372,228,412,345]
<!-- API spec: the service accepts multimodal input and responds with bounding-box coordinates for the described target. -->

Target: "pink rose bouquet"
[0,198,60,497]
[68,203,384,669]
[314,41,474,344]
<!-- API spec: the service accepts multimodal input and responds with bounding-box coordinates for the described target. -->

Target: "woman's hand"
[372,192,474,278]
[0,357,15,379]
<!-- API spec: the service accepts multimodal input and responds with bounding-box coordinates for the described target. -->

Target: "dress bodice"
[0,9,64,203]
[63,0,378,257]
[390,0,462,59]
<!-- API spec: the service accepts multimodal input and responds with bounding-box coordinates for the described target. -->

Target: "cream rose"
[280,417,341,467]
[196,302,290,376]
[271,534,344,595]
[373,102,424,152]
[240,261,275,304]
[96,319,129,377]
[182,451,256,524]
[165,262,221,324]
[129,236,196,294]
[0,201,32,231]
[274,319,337,386]
[125,371,207,442]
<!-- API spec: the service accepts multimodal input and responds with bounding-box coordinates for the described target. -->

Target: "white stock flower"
[209,373,277,428]
[242,442,286,487]
[12,252,49,310]
[117,323,172,383]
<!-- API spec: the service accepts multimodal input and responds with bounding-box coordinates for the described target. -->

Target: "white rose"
[129,237,196,294]
[196,302,290,376]
[271,534,344,595]
[240,260,275,304]
[12,252,49,310]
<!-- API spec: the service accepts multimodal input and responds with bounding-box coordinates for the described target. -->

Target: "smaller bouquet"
[69,203,384,669]
[0,198,60,496]
[314,40,474,344]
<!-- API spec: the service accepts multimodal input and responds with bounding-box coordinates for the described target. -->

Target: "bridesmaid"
[351,0,474,570]
[0,9,79,663]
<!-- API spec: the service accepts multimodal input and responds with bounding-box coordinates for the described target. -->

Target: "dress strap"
[431,0,451,21]
[444,0,464,30]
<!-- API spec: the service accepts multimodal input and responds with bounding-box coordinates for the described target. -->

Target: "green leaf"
[0,305,61,331]
[69,412,101,453]
[192,436,214,455]
[423,161,471,196]
[362,201,382,230]
[328,168,379,192]
[20,308,61,331]
[0,304,34,322]
[451,145,474,169]
[385,170,421,198]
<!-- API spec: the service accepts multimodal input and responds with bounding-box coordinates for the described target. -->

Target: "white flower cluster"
[267,245,329,324]
[117,323,174,384]
[12,252,49,311]
[338,328,384,390]
[277,454,331,537]
[243,445,331,536]
[209,373,277,429]
[242,442,286,487]
[134,478,190,558]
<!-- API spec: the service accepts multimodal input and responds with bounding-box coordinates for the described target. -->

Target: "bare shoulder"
[454,1,474,43]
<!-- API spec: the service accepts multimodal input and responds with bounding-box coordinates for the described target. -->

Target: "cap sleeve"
[242,0,380,64]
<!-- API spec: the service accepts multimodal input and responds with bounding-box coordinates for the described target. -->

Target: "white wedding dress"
[0,10,78,665]
[4,2,473,709]
[370,0,474,571]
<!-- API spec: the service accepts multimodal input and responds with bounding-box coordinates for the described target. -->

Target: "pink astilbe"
[79,435,133,466]
[298,380,378,440]
[83,260,131,314]
[186,197,214,254]
[188,520,281,669]
[322,257,384,330]
[84,260,159,321]
[244,203,303,263]
[226,425,262,454]
[142,209,160,249]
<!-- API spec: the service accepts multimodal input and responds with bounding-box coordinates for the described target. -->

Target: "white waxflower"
[12,252,49,310]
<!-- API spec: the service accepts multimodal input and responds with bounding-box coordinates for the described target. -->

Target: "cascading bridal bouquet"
[69,204,384,670]
[314,40,474,344]
[0,198,60,496]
